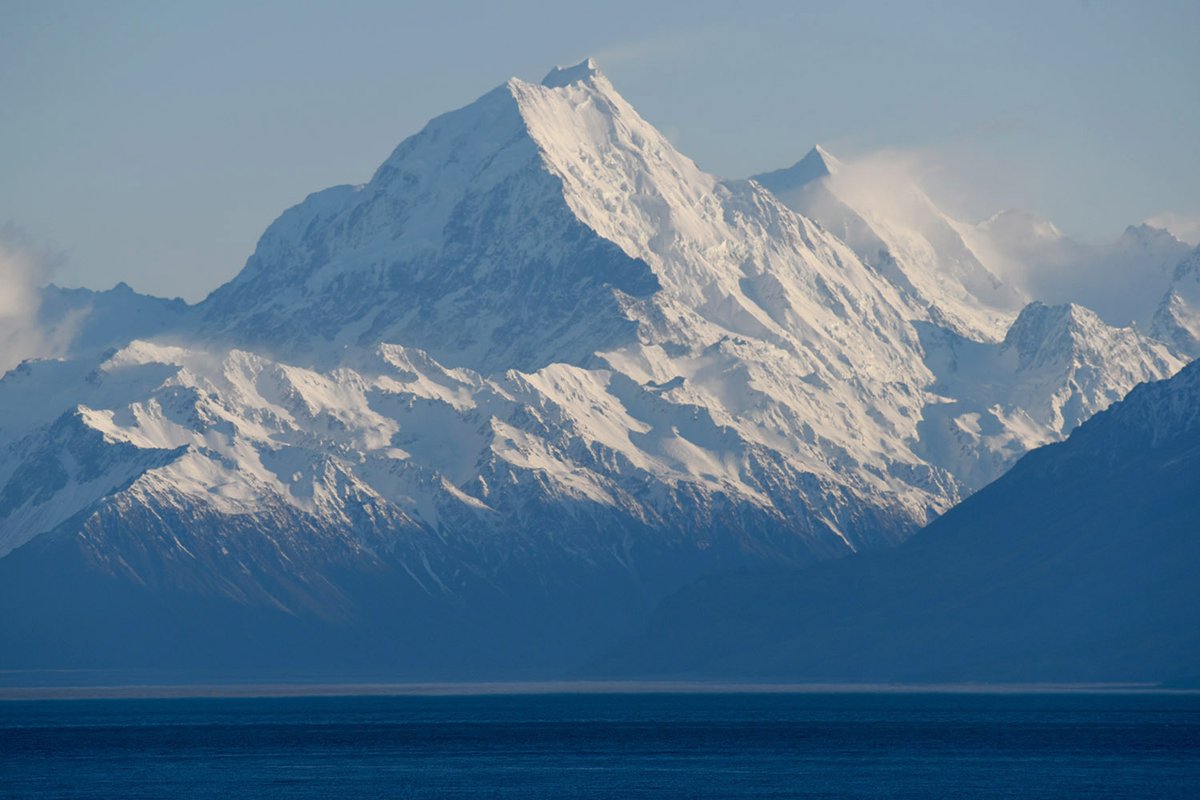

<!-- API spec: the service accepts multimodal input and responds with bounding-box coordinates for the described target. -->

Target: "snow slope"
[1152,245,1200,357]
[754,146,1027,341]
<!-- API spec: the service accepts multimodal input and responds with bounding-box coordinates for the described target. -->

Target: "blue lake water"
[1,691,1198,798]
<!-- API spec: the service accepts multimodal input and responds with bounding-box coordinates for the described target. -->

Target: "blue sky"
[3,0,1198,300]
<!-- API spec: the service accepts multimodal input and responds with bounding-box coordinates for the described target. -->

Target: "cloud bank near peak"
[0,225,71,374]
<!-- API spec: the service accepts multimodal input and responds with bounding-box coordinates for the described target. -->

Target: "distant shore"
[0,680,1190,701]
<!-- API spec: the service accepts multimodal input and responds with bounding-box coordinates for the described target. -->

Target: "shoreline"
[0,679,1191,701]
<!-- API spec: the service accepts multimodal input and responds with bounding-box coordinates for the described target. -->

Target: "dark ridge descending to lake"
[2,692,1199,799]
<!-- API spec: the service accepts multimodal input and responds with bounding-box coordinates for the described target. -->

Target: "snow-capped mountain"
[751,145,1183,488]
[1152,245,1200,358]
[600,357,1200,683]
[967,215,1193,329]
[916,302,1183,489]
[0,60,1186,677]
[753,146,1196,338]
[182,58,975,541]
[753,146,1027,341]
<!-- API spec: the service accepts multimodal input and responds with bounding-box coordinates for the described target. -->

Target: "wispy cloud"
[818,116,1035,230]
[590,29,714,70]
[0,224,66,374]
[821,147,942,229]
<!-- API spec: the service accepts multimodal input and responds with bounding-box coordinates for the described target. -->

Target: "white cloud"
[822,147,943,230]
[0,225,65,374]
[590,29,713,70]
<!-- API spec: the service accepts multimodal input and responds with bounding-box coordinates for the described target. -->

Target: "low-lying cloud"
[0,225,66,374]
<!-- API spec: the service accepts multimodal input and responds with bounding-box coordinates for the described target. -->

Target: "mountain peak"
[1002,301,1097,361]
[1117,222,1185,251]
[1001,299,1181,381]
[797,144,842,181]
[807,144,840,171]
[541,58,602,88]
[753,145,841,194]
[1008,299,1093,331]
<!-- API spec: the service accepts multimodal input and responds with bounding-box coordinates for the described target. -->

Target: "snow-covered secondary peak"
[916,299,1183,489]
[1152,244,1200,357]
[753,146,1026,341]
[998,302,1180,396]
[1117,222,1186,251]
[809,143,838,167]
[753,145,842,193]
[541,57,602,88]
[1003,301,1104,366]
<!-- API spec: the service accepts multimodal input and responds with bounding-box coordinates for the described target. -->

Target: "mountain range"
[0,60,1195,681]
[598,357,1200,683]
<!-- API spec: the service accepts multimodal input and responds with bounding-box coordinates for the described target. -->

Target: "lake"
[2,690,1198,798]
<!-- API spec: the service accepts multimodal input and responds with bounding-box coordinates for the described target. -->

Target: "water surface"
[2,691,1197,798]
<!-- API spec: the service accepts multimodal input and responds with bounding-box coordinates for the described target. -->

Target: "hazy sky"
[3,0,1198,300]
